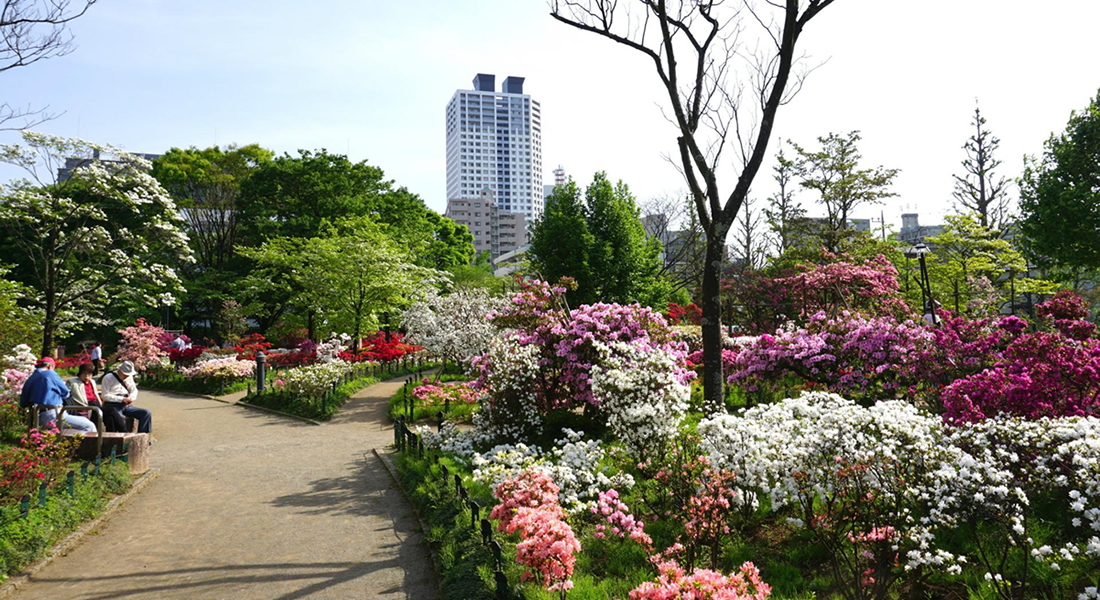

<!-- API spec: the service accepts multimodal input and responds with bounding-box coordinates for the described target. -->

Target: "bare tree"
[730,196,769,272]
[640,193,706,295]
[1,0,97,130]
[550,0,838,407]
[763,144,807,254]
[952,102,1012,234]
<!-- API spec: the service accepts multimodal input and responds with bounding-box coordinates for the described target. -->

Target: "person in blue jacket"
[19,356,97,433]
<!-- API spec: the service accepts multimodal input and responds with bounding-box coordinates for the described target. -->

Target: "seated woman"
[65,362,105,433]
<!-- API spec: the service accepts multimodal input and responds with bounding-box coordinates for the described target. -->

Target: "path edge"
[0,467,160,599]
[372,448,443,593]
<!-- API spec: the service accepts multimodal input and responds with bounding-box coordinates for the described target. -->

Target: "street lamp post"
[905,243,937,326]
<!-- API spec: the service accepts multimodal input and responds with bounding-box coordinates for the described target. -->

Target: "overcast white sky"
[3,0,1099,232]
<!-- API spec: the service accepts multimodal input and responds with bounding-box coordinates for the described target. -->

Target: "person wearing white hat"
[100,361,152,434]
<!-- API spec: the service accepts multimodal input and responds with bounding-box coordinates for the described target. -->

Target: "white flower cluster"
[414,421,479,463]
[4,344,37,371]
[472,443,543,488]
[589,341,689,459]
[475,336,543,443]
[467,428,634,514]
[540,428,635,514]
[699,392,1100,596]
[401,288,505,368]
[278,359,353,398]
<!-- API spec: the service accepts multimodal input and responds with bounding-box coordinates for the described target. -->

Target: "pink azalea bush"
[489,469,580,593]
[629,559,771,600]
[116,318,168,371]
[478,278,690,412]
[722,254,911,334]
[590,488,652,551]
[411,380,480,408]
[1036,290,1096,340]
[729,311,933,399]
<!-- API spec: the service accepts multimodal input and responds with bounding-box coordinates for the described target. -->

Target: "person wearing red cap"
[19,356,97,433]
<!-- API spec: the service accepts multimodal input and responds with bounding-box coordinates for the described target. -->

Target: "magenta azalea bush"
[411,380,480,408]
[943,331,1100,423]
[480,279,689,411]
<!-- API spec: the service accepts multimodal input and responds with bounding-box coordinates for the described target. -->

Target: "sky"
[3,0,1099,233]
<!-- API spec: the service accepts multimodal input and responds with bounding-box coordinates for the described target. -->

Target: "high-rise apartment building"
[445,73,543,222]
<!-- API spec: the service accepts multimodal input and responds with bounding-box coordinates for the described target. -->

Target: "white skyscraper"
[445,73,543,222]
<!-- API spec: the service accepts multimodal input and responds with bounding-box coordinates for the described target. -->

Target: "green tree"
[925,214,1027,315]
[764,146,809,254]
[1019,90,1100,288]
[952,103,1012,232]
[0,132,193,355]
[236,149,472,269]
[152,144,272,269]
[530,178,593,303]
[792,131,899,253]
[0,265,39,349]
[241,217,440,347]
[531,173,666,306]
[152,144,273,335]
[584,173,665,305]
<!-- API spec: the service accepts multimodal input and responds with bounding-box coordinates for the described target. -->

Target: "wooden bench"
[69,432,150,474]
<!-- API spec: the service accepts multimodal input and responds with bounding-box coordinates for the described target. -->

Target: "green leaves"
[530,173,667,307]
[1019,90,1100,275]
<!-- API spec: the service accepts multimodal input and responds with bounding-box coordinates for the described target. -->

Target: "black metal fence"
[393,418,511,599]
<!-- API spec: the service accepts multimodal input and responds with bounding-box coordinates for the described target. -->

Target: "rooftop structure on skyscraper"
[445,73,543,223]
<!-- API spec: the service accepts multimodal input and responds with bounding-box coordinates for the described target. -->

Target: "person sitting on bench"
[67,361,105,410]
[20,356,97,433]
[101,361,152,434]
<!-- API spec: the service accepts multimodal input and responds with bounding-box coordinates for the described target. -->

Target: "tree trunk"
[307,310,316,342]
[701,223,731,411]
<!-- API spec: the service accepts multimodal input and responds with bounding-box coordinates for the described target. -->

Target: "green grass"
[0,460,132,581]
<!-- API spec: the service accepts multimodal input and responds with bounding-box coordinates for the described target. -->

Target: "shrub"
[116,319,167,371]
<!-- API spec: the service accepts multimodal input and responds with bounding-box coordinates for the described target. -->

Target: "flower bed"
[389,282,1100,600]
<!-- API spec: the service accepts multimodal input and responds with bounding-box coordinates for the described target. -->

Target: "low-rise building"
[445,188,528,261]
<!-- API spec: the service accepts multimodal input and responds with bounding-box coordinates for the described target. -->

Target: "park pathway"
[10,377,437,600]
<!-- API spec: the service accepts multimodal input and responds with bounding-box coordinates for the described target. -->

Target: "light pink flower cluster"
[490,469,580,592]
[116,318,168,371]
[590,488,652,551]
[411,380,480,407]
[629,559,772,600]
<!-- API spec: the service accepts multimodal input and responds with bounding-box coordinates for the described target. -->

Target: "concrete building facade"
[445,189,527,260]
[897,212,946,246]
[445,73,543,223]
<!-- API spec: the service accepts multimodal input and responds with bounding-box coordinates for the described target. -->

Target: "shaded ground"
[11,377,435,600]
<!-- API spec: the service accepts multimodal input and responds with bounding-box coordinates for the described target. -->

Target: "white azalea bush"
[590,341,690,459]
[276,360,354,398]
[179,357,255,381]
[466,429,634,515]
[470,336,543,443]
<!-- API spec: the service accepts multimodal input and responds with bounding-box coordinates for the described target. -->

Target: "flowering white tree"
[0,132,193,355]
[401,287,504,369]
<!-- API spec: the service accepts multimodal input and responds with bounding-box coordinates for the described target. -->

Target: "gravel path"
[10,377,437,600]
